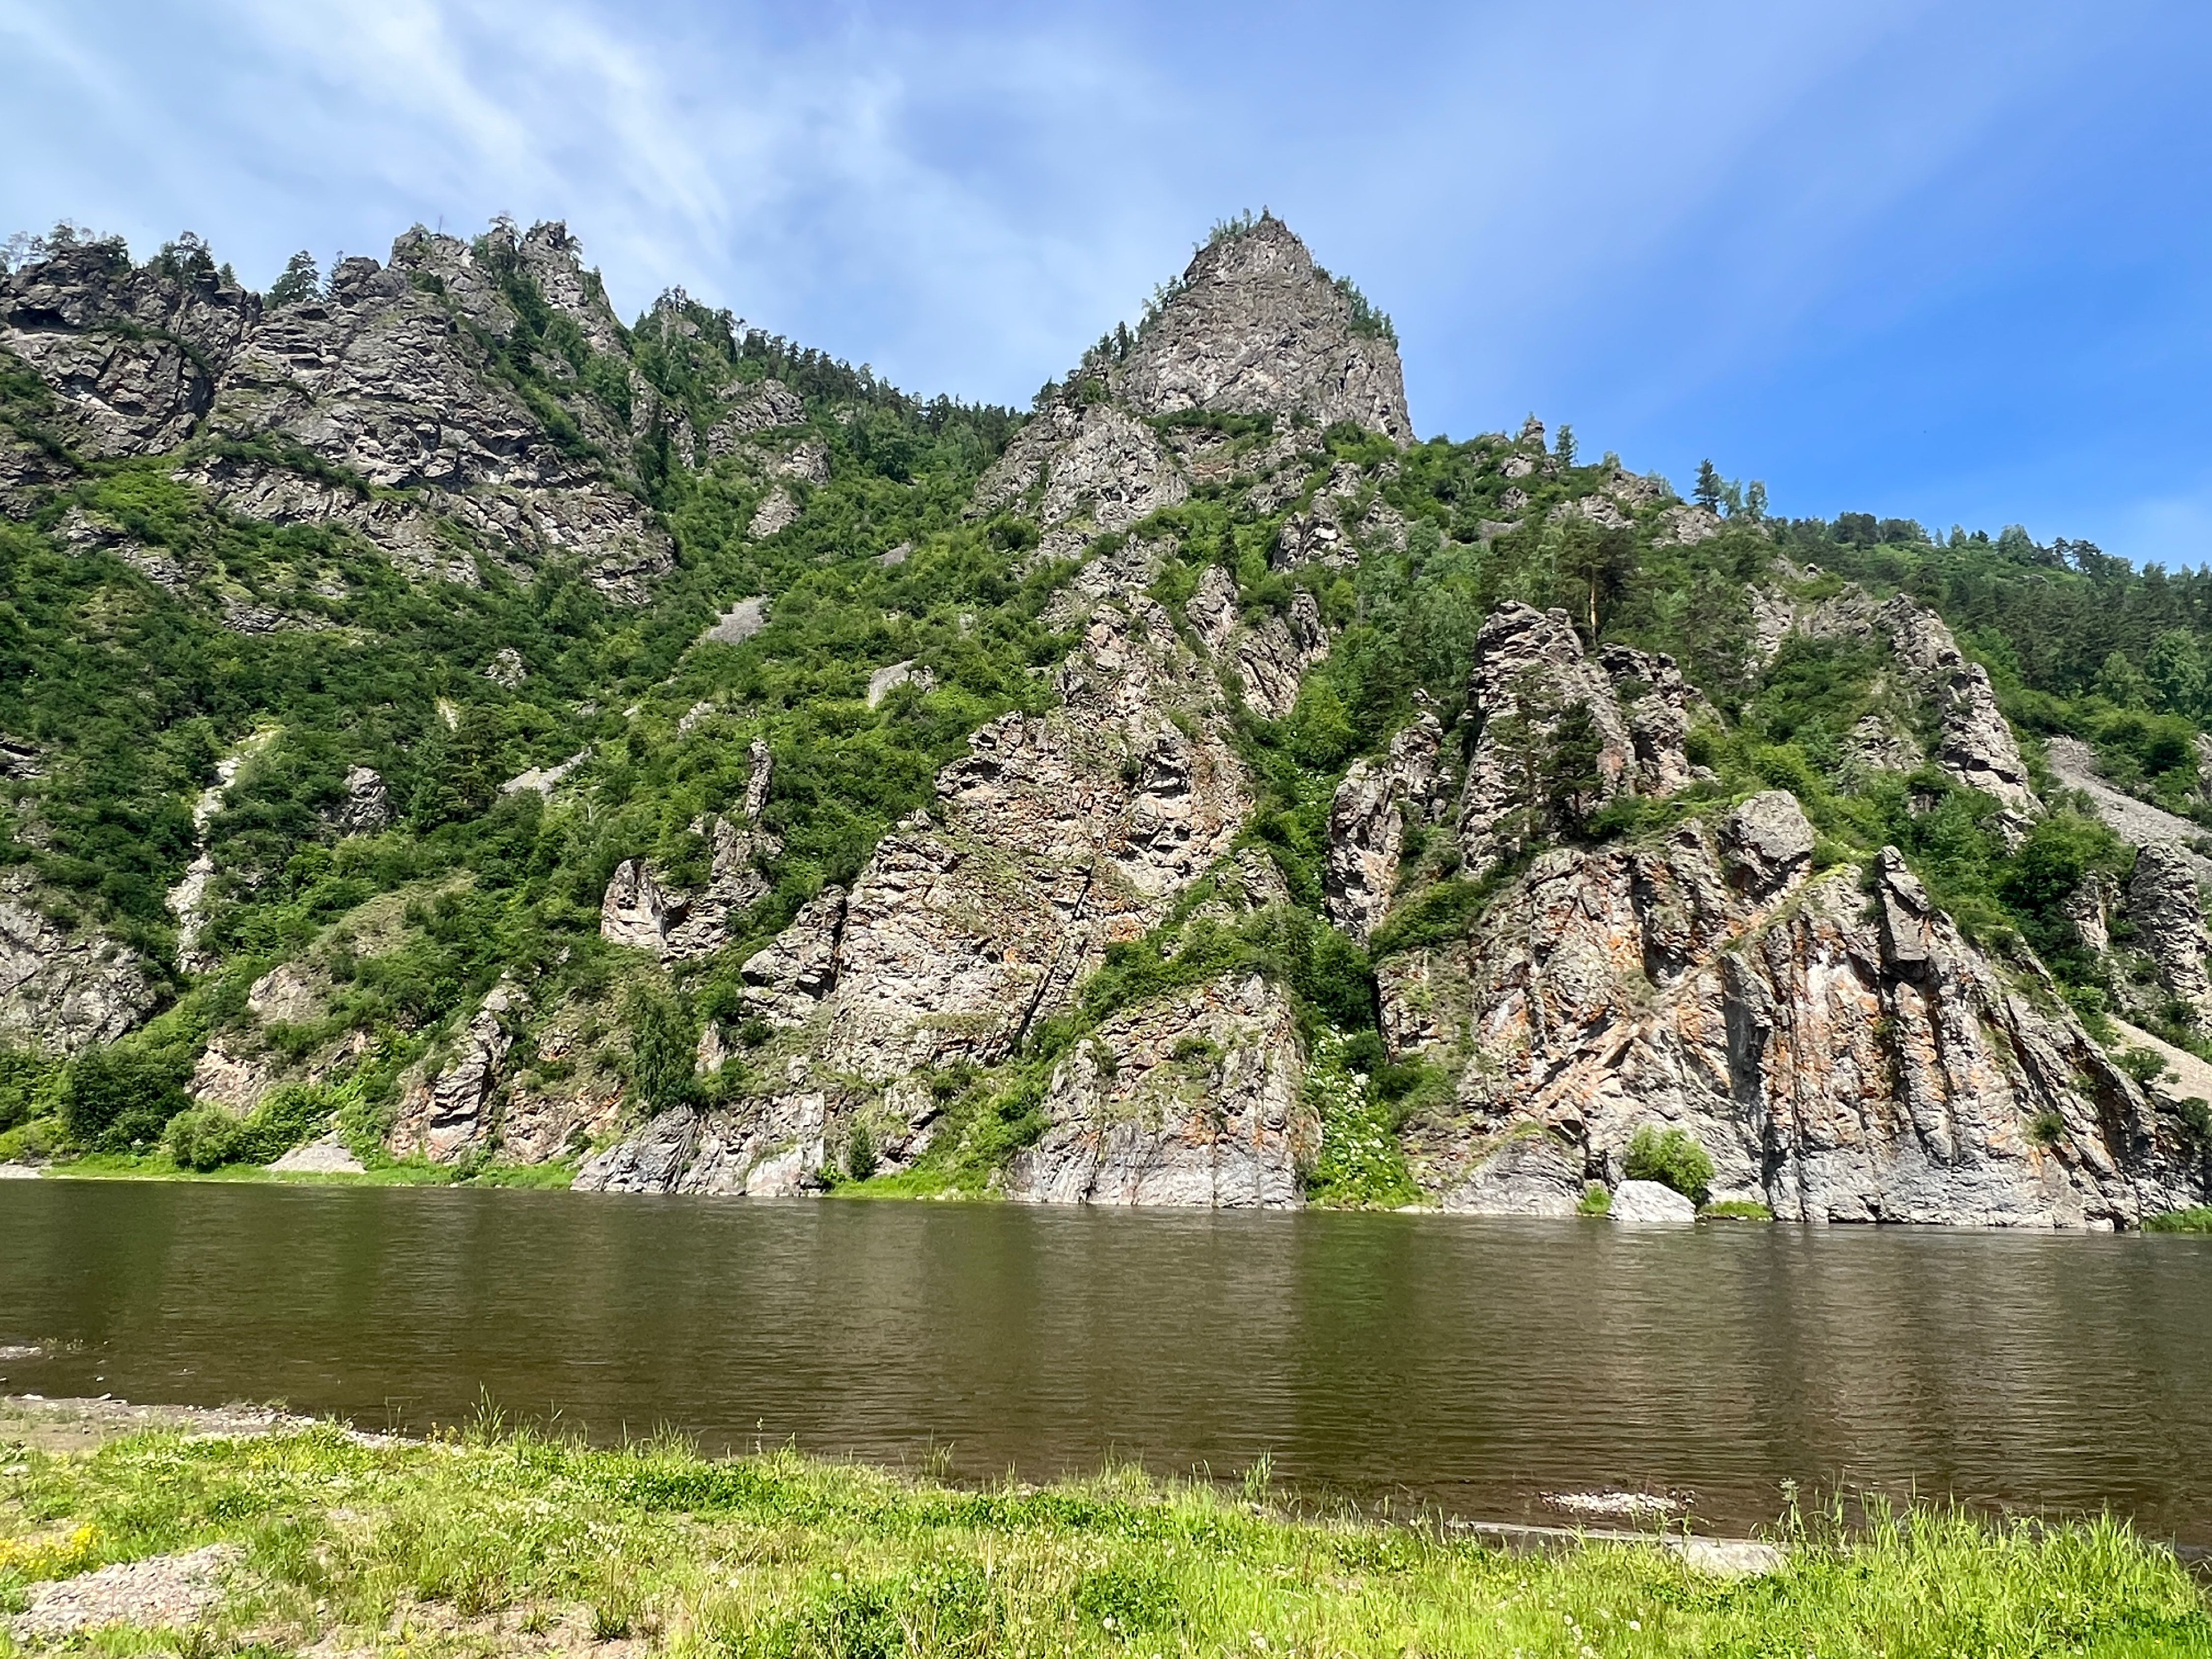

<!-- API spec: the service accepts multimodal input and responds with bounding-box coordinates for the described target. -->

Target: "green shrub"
[1576,1184,1612,1217]
[845,1124,877,1182]
[166,1106,250,1171]
[1624,1126,1715,1206]
[2116,1046,2171,1087]
[62,1047,192,1150]
[2143,1207,2212,1233]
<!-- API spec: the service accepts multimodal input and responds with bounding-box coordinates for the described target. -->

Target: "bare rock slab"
[13,1544,240,1640]
[1608,1179,1696,1224]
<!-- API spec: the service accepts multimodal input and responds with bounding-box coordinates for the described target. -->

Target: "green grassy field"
[2,1411,2207,1657]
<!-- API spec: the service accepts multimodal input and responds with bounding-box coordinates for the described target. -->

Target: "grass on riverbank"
[2146,1207,2212,1233]
[2,1416,2208,1658]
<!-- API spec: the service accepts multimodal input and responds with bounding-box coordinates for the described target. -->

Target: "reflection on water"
[1,1182,2208,1540]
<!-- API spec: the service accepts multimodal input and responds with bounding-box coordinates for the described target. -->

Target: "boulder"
[1608,1179,1696,1224]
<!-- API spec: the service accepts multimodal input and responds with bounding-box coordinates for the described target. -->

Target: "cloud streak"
[2,0,2208,562]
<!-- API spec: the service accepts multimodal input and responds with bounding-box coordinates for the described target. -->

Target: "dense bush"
[60,1047,191,1150]
[1625,1126,1715,1207]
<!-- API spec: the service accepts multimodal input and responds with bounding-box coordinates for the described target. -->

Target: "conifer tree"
[267,250,320,306]
[1694,459,1722,511]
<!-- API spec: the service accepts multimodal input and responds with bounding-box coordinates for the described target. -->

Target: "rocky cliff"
[2,209,2206,1223]
[4,221,673,598]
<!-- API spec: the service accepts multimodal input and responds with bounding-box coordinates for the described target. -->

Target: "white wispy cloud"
[2,0,2205,560]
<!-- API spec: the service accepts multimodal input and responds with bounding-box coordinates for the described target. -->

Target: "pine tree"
[267,250,320,307]
[1554,424,1576,466]
[1694,460,1722,511]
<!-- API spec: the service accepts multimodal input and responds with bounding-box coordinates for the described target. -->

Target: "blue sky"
[5,0,2209,565]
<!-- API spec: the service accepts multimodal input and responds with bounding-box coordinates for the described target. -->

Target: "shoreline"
[6,1393,2209,1655]
[7,1162,2212,1233]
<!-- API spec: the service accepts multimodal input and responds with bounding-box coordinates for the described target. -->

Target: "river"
[1,1182,2207,1542]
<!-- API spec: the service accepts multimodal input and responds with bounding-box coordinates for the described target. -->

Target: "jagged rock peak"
[1111,213,1412,443]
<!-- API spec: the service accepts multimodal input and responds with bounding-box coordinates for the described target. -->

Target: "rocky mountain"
[0,210,2206,1225]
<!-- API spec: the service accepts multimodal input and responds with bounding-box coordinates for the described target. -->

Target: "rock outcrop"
[1324,714,1445,942]
[3,220,675,603]
[969,215,1407,569]
[1,234,258,458]
[390,981,522,1162]
[334,766,391,835]
[1382,793,2193,1227]
[1793,589,2037,815]
[0,872,163,1056]
[599,741,780,960]
[1441,1129,1585,1216]
[1455,604,1694,876]
[583,531,1267,1189]
[1112,215,1411,442]
[2126,841,2212,1018]
[1006,975,1312,1207]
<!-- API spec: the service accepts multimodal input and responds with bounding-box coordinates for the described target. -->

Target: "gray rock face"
[1182,558,1333,720]
[1843,713,1923,777]
[1005,975,1312,1208]
[972,399,1188,547]
[1718,790,1816,899]
[1441,1131,1585,1216]
[4,222,675,604]
[1383,819,2199,1226]
[1796,590,2037,814]
[336,766,390,835]
[1324,714,1445,943]
[247,961,322,1025]
[583,532,1267,1187]
[189,1035,276,1112]
[1,237,258,457]
[703,595,768,646]
[1273,463,1407,570]
[268,1134,365,1174]
[1112,215,1411,442]
[0,871,162,1055]
[1609,1179,1696,1223]
[739,886,847,1026]
[1654,504,1724,547]
[2127,841,2212,1017]
[704,377,804,456]
[390,981,520,1162]
[600,740,779,961]
[1455,603,1692,876]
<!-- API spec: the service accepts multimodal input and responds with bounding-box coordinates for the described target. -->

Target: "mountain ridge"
[1,209,2208,1224]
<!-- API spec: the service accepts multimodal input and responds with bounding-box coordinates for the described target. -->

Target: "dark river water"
[2,1181,2209,1542]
